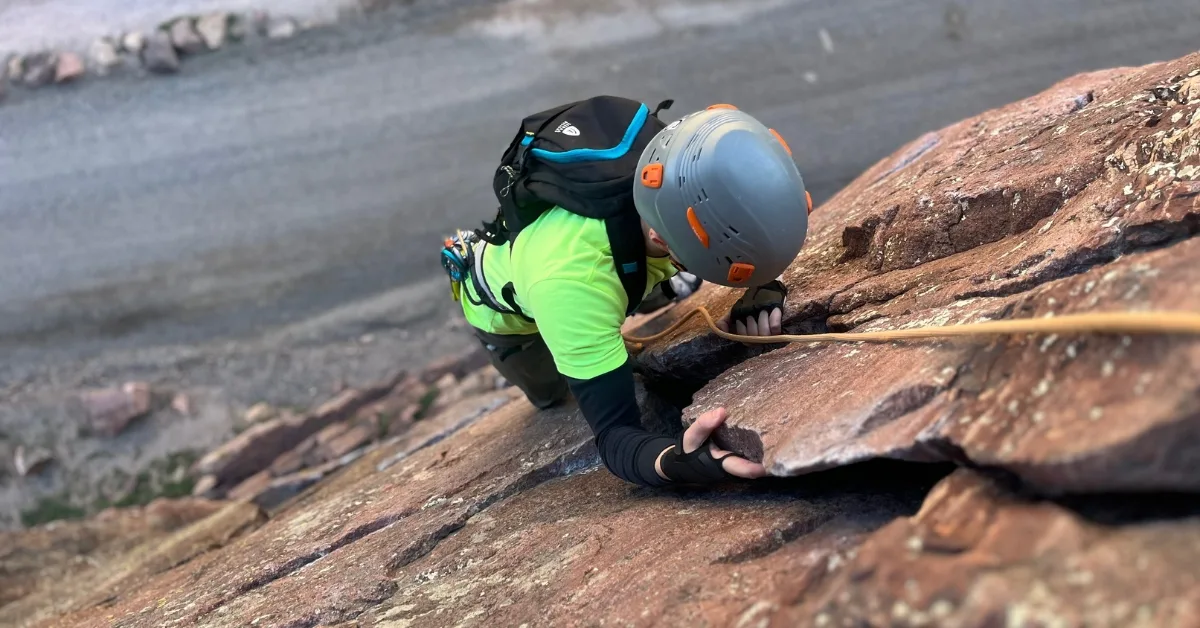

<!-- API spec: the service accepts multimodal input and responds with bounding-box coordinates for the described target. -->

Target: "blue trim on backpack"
[520,135,533,146]
[528,104,649,164]
[621,262,639,274]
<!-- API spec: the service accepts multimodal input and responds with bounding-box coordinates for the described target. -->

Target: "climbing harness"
[621,306,1200,354]
[439,230,476,302]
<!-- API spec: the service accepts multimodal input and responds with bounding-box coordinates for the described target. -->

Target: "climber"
[441,96,810,487]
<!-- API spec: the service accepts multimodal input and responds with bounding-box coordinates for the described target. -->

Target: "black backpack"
[475,95,674,318]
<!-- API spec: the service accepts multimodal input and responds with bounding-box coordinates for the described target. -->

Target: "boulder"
[141,31,179,74]
[195,13,229,50]
[78,381,152,436]
[649,53,1200,494]
[21,52,55,86]
[168,18,206,54]
[53,51,84,82]
[87,38,120,74]
[120,31,146,54]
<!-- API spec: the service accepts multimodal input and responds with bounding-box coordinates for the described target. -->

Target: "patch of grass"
[112,451,199,509]
[21,495,86,528]
[413,387,440,421]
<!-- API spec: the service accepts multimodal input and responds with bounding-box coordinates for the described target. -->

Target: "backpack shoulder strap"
[604,209,648,317]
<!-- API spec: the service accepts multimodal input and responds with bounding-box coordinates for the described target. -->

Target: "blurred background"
[1,0,1198,528]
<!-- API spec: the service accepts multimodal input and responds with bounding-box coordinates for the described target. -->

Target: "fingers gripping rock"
[657,434,738,484]
[730,279,788,324]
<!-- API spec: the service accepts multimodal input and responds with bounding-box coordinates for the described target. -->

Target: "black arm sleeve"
[566,360,675,487]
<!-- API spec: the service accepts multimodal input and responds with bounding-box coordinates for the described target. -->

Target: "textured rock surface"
[49,394,601,627]
[645,54,1200,494]
[360,468,926,628]
[784,470,1200,627]
[0,498,260,626]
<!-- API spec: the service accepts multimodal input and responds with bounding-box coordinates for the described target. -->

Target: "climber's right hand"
[655,407,767,483]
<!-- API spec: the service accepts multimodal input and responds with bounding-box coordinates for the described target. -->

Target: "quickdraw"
[440,230,477,302]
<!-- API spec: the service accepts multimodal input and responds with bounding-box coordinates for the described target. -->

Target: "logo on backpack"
[555,121,581,136]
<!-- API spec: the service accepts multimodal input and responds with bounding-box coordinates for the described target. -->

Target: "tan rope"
[622,306,1200,354]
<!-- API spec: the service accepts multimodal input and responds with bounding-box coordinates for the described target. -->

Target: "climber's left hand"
[716,279,786,337]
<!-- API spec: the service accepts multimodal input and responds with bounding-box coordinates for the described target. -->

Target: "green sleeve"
[524,278,629,380]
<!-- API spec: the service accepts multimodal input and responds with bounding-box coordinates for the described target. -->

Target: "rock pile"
[0,9,317,98]
[5,52,1200,628]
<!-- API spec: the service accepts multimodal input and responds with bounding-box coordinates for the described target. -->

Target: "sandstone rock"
[244,401,276,423]
[88,38,120,74]
[785,470,1200,626]
[168,18,206,54]
[79,381,152,436]
[53,51,85,82]
[21,52,55,86]
[195,13,229,49]
[13,446,53,477]
[0,497,236,622]
[362,468,921,628]
[52,384,779,627]
[266,16,298,40]
[141,32,179,74]
[655,53,1200,494]
[192,376,401,485]
[120,31,146,53]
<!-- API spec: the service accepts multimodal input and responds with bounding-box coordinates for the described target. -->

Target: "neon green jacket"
[460,207,676,380]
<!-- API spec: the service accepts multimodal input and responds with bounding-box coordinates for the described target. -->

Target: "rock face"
[644,56,1200,495]
[0,498,261,626]
[13,53,1200,628]
[785,470,1200,627]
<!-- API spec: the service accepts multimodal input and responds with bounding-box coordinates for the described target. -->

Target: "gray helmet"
[632,105,810,287]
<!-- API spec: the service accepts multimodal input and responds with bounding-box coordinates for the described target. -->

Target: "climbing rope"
[622,306,1200,354]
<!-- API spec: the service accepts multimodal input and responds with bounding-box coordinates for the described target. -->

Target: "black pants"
[473,328,571,409]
